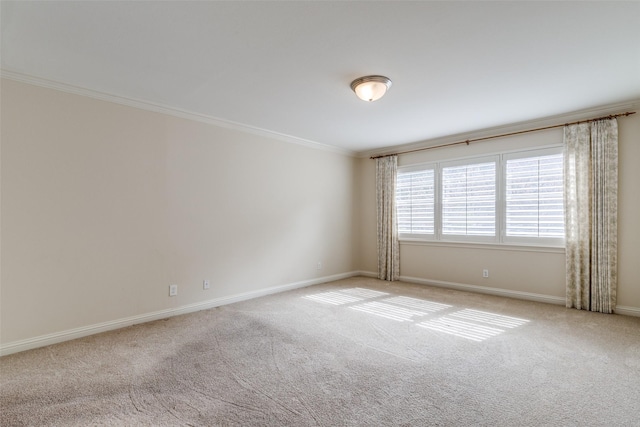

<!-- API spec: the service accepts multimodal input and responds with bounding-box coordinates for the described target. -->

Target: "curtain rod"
[369,111,636,160]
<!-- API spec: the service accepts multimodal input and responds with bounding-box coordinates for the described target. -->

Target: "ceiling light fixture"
[350,75,392,102]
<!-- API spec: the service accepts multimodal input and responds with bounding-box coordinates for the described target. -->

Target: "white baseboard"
[0,271,360,357]
[615,305,640,317]
[355,270,378,278]
[4,271,637,356]
[360,272,640,317]
[399,275,566,305]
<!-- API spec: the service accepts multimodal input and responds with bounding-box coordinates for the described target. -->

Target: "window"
[504,149,564,244]
[442,159,496,238]
[396,147,564,246]
[397,167,435,236]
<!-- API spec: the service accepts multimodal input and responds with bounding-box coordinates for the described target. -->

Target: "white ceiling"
[2,1,639,154]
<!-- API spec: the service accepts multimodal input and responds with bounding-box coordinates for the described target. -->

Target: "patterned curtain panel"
[563,118,618,313]
[376,156,399,281]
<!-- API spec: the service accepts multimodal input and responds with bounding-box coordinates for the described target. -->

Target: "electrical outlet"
[317,261,322,270]
[203,280,210,290]
[169,284,178,296]
[482,269,489,278]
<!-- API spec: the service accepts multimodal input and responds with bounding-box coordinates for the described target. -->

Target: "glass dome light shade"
[350,75,392,102]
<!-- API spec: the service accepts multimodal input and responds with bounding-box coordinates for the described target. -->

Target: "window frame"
[501,146,564,247]
[396,163,437,240]
[439,155,499,244]
[396,145,565,248]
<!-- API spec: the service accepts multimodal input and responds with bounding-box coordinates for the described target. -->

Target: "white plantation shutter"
[396,168,435,235]
[442,161,496,237]
[394,147,564,247]
[505,151,564,240]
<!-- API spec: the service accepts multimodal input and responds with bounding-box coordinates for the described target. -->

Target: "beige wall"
[617,110,640,309]
[357,111,640,311]
[2,77,638,353]
[1,79,357,345]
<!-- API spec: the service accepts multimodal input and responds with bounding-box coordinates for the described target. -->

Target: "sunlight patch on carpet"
[302,288,389,305]
[303,291,363,305]
[350,301,427,322]
[339,288,389,298]
[417,317,504,342]
[302,288,530,342]
[449,309,529,328]
[382,296,451,313]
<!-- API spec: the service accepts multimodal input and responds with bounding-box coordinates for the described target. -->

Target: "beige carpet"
[2,276,639,426]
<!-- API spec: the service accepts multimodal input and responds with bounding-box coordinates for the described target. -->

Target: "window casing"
[396,146,564,247]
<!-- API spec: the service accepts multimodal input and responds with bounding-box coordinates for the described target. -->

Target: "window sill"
[398,238,565,254]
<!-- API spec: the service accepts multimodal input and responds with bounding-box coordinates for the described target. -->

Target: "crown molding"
[359,99,640,159]
[1,69,357,157]
[3,70,636,160]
